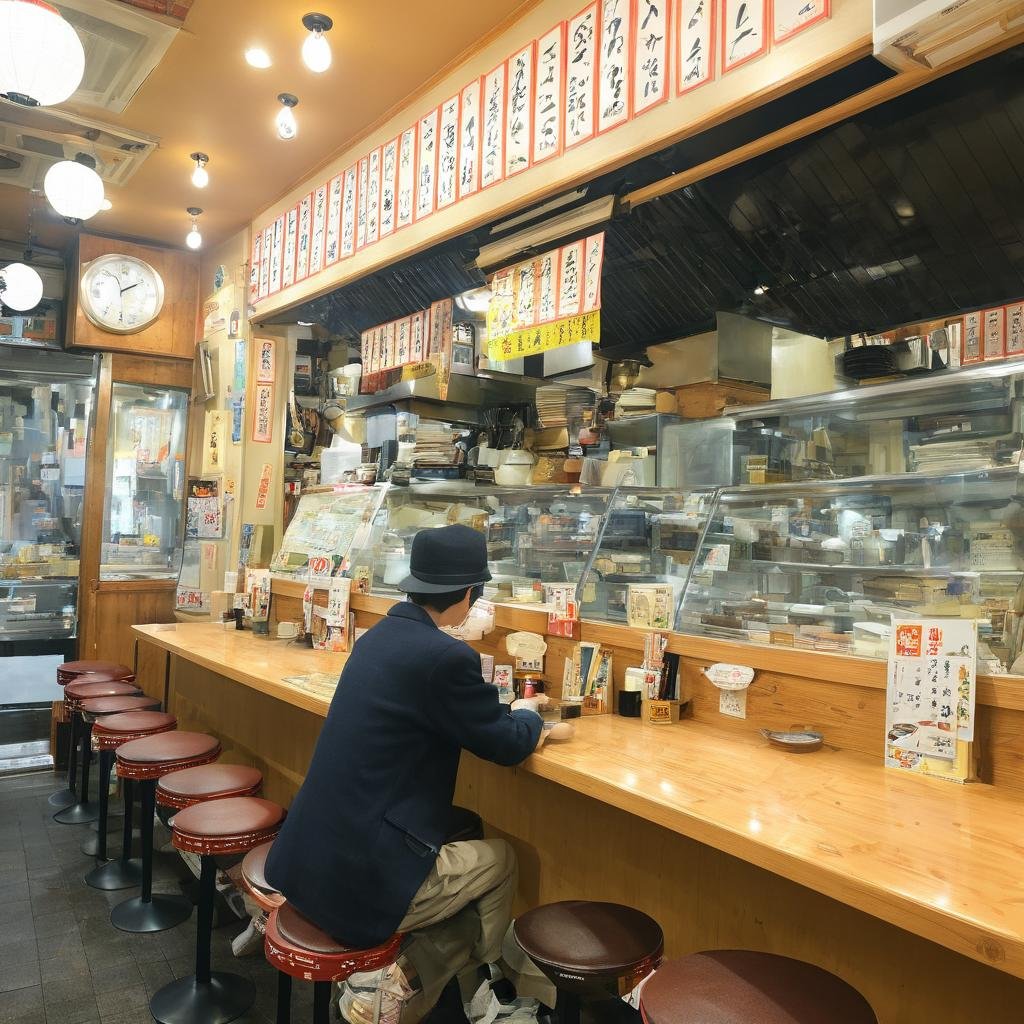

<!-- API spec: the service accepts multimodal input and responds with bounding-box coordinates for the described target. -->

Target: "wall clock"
[80,254,165,334]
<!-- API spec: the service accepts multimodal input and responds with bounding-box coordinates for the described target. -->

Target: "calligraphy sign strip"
[437,95,461,209]
[773,0,829,44]
[282,207,298,289]
[295,193,312,282]
[397,125,417,229]
[366,147,382,245]
[566,3,598,149]
[356,157,369,250]
[506,43,534,177]
[721,0,767,74]
[309,183,328,275]
[380,138,398,238]
[482,62,507,189]
[597,0,631,134]
[268,215,284,295]
[324,174,343,267]
[340,165,358,258]
[417,108,439,220]
[258,225,272,299]
[249,231,261,305]
[533,22,565,163]
[633,0,670,114]
[678,0,715,94]
[458,78,482,200]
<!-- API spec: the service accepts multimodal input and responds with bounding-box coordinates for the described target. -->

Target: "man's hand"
[535,722,575,748]
[510,695,551,715]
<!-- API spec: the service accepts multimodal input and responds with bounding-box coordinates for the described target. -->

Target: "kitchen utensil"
[759,729,824,752]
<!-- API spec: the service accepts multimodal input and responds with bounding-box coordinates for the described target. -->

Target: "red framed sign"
[633,0,671,115]
[566,3,598,149]
[721,0,767,74]
[773,0,829,45]
[677,0,715,94]
[481,62,507,189]
[597,0,631,135]
[437,94,461,208]
[416,108,439,219]
[533,22,565,163]
[505,42,534,177]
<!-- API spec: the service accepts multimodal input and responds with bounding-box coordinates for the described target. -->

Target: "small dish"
[760,728,824,752]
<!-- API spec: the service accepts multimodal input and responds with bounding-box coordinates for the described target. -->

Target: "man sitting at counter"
[266,524,572,1022]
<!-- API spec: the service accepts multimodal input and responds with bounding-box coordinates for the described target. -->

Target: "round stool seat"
[157,763,263,810]
[515,901,664,998]
[116,731,221,781]
[639,951,877,1024]
[171,796,285,856]
[58,660,133,686]
[447,805,484,842]
[81,695,160,724]
[65,679,140,711]
[265,904,403,982]
[240,840,284,911]
[94,711,177,750]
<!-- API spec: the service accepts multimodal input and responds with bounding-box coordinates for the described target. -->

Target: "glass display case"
[663,362,1024,489]
[100,382,188,580]
[677,469,1024,672]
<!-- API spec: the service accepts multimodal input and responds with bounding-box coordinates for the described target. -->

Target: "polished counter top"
[133,621,1024,980]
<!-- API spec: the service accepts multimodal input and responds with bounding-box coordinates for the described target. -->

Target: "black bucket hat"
[397,524,493,594]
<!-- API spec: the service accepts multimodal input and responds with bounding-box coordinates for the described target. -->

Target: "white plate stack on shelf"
[614,387,656,419]
[412,420,457,466]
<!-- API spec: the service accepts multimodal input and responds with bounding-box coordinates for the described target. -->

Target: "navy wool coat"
[265,601,542,948]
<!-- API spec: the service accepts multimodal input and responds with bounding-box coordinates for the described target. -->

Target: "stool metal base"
[86,856,144,891]
[48,787,75,809]
[82,827,139,857]
[149,972,255,1024]
[111,893,192,933]
[53,800,99,825]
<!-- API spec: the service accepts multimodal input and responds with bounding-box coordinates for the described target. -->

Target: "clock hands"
[120,282,139,294]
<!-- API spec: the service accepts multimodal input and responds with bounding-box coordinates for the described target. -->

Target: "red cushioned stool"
[85,710,175,891]
[265,904,403,1024]
[514,901,664,1024]
[111,730,221,934]
[157,763,263,811]
[50,661,134,810]
[149,796,285,1024]
[638,951,877,1024]
[54,676,140,825]
[79,695,161,858]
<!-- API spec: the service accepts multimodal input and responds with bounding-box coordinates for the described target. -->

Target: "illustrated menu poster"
[295,193,312,281]
[186,478,223,539]
[248,231,261,305]
[598,0,631,134]
[885,618,977,781]
[458,78,481,200]
[268,215,284,294]
[983,306,1005,361]
[566,3,598,148]
[773,0,829,44]
[380,138,398,237]
[258,225,272,299]
[282,206,298,288]
[325,173,343,265]
[341,164,358,258]
[722,0,767,73]
[633,0,669,114]
[368,145,385,242]
[506,43,533,177]
[481,63,506,189]
[309,183,328,276]
[417,109,439,219]
[678,0,714,94]
[437,95,460,208]
[962,310,982,364]
[534,22,565,163]
[397,125,417,229]
[1007,302,1024,356]
[356,156,369,250]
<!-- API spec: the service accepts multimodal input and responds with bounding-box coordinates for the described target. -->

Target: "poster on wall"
[678,0,714,92]
[356,156,369,249]
[505,43,533,177]
[437,95,460,208]
[341,165,358,258]
[1006,302,1024,356]
[481,63,506,189]
[566,4,597,148]
[458,78,482,200]
[558,240,584,317]
[309,184,328,276]
[268,215,284,294]
[256,338,275,383]
[721,0,767,73]
[255,463,273,511]
[416,109,439,219]
[325,173,343,265]
[258,225,272,299]
[533,22,565,163]
[538,250,557,322]
[186,479,223,539]
[962,311,982,364]
[252,383,275,443]
[583,232,604,311]
[282,207,298,288]
[380,138,398,237]
[632,0,669,114]
[597,0,631,134]
[368,145,385,242]
[984,306,1005,361]
[773,0,829,44]
[202,409,228,475]
[295,193,312,281]
[249,231,261,305]
[397,125,417,228]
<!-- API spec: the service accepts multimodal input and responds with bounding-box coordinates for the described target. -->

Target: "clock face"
[81,255,165,334]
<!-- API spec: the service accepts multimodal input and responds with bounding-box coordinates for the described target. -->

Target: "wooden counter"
[133,621,1024,991]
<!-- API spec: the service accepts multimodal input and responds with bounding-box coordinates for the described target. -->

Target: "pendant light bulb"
[185,207,203,250]
[0,262,44,311]
[276,93,298,141]
[301,13,333,73]
[0,0,86,106]
[190,151,209,188]
[43,153,104,222]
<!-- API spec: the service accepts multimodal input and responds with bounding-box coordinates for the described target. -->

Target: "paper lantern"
[0,0,85,106]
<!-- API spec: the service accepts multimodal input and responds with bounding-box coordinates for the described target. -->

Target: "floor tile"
[94,983,148,1022]
[0,984,45,1024]
[0,964,40,997]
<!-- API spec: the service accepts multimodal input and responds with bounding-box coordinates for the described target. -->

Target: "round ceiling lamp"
[185,207,202,250]
[0,0,86,107]
[0,262,44,311]
[244,46,272,69]
[301,13,333,73]
[190,151,209,188]
[276,93,298,140]
[43,153,104,222]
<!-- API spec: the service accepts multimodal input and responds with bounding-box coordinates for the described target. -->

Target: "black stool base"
[149,972,255,1024]
[82,827,139,857]
[111,893,192,933]
[86,857,144,891]
[48,787,75,809]
[53,800,99,825]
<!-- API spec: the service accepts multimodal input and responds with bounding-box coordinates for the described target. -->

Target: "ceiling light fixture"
[100,197,112,210]
[276,93,299,140]
[190,151,209,188]
[0,262,43,311]
[0,0,85,106]
[185,207,203,250]
[43,153,104,222]
[301,13,333,73]
[244,46,272,69]
[753,284,769,296]
[455,288,492,314]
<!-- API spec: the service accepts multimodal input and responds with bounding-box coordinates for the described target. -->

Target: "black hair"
[408,583,484,612]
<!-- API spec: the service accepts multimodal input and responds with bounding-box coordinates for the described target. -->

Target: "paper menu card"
[884,617,977,783]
